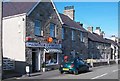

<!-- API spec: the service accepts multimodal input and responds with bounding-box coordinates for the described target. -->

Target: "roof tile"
[3,2,37,17]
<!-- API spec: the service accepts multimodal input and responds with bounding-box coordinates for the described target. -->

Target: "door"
[32,49,36,72]
[32,48,41,72]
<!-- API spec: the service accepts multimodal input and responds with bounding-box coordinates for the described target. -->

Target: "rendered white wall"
[3,14,26,61]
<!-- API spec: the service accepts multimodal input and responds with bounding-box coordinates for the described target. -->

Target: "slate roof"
[3,2,37,17]
[105,38,118,46]
[59,13,87,32]
[3,2,118,46]
[88,32,109,44]
[87,29,119,45]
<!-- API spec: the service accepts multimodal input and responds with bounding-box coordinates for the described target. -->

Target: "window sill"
[35,35,43,37]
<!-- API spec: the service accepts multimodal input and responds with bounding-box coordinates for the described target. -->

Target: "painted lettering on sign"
[26,42,61,49]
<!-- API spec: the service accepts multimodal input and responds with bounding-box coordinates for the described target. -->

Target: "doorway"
[32,48,41,72]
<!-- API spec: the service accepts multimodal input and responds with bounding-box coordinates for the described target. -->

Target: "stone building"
[87,27,111,60]
[59,6,88,60]
[3,1,62,73]
[105,38,119,61]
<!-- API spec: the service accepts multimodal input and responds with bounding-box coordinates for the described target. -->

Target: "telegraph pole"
[0,0,3,81]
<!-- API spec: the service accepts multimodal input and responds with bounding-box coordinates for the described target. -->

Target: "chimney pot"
[77,22,83,27]
[95,27,101,35]
[87,26,93,33]
[80,24,83,27]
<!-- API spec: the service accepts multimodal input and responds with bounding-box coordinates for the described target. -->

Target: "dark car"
[59,57,90,75]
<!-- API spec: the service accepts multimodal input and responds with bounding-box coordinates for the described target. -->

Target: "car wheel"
[86,67,90,72]
[60,71,64,74]
[73,70,78,75]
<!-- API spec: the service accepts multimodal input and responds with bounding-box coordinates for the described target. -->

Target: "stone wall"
[62,27,88,59]
[88,40,111,59]
[26,2,62,42]
[25,2,62,72]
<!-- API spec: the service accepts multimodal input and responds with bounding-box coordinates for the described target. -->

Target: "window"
[34,20,41,36]
[83,37,86,43]
[50,23,55,37]
[72,30,75,40]
[45,53,58,65]
[62,27,64,39]
[80,32,83,42]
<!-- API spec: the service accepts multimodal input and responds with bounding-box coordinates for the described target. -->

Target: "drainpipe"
[0,1,3,80]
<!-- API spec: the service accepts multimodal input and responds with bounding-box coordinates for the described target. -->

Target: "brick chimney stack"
[101,31,105,38]
[95,27,101,35]
[64,6,75,20]
[87,26,93,33]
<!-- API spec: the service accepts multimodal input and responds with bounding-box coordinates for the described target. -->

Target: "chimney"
[87,26,93,33]
[101,31,105,38]
[80,23,83,27]
[77,22,83,27]
[77,22,80,25]
[95,27,101,35]
[64,6,75,20]
[111,35,116,42]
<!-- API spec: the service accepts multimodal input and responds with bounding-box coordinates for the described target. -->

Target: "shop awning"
[44,49,62,53]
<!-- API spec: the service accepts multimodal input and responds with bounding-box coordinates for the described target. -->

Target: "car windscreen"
[79,60,85,64]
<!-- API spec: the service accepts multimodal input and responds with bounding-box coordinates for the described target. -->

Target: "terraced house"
[87,27,111,60]
[105,37,120,62]
[60,6,88,60]
[3,1,62,73]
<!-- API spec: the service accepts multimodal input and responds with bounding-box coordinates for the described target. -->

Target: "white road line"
[91,73,108,79]
[16,78,20,79]
[112,70,118,72]
[112,69,120,72]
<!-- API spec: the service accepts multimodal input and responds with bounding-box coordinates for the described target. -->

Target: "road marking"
[16,78,20,79]
[112,69,120,72]
[91,73,108,79]
[112,70,118,72]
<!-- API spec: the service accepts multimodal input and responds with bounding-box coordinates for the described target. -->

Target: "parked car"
[59,57,90,75]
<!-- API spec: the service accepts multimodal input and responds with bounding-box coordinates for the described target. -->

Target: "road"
[16,64,119,79]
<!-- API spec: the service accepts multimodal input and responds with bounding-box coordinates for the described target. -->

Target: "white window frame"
[34,20,41,36]
[80,32,83,42]
[72,30,75,40]
[45,53,59,66]
[50,23,56,37]
[62,27,64,39]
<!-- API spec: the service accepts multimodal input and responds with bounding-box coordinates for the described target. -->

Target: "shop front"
[26,42,62,72]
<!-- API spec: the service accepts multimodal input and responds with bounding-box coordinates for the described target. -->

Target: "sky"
[54,2,118,38]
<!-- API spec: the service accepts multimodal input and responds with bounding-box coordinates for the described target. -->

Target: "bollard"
[90,59,93,67]
[26,66,30,77]
[107,59,110,65]
[115,59,118,64]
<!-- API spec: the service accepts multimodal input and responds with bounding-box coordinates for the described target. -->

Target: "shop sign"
[26,42,45,48]
[26,42,61,49]
[45,43,61,49]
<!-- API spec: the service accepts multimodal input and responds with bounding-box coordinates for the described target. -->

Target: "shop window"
[45,53,58,65]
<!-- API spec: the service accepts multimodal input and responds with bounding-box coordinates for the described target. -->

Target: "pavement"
[3,64,118,80]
